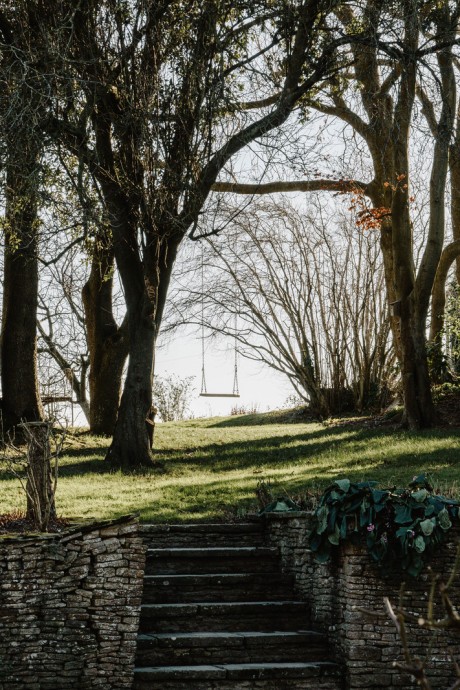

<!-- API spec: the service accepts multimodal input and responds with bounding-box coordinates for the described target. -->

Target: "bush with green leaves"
[310,475,459,577]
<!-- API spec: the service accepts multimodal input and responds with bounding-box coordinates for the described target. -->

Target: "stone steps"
[134,661,342,690]
[140,522,265,548]
[137,630,328,666]
[142,571,296,603]
[139,601,311,633]
[145,546,280,575]
[134,523,342,690]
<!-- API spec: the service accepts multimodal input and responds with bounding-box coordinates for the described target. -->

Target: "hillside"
[1,410,459,525]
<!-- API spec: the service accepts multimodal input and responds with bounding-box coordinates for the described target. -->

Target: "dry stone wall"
[0,515,145,690]
[264,513,460,690]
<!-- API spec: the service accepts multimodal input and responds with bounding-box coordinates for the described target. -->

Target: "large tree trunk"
[82,242,129,435]
[98,153,181,468]
[428,240,460,379]
[399,297,436,428]
[449,121,460,284]
[105,310,156,469]
[106,230,179,469]
[1,147,44,434]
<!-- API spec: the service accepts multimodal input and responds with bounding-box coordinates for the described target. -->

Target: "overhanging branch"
[212,178,371,195]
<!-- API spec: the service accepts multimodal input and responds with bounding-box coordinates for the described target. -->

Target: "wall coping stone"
[261,511,312,521]
[0,512,140,545]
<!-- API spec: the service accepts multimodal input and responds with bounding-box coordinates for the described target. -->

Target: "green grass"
[1,412,459,524]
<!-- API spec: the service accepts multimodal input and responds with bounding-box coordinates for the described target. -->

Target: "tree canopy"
[0,0,459,467]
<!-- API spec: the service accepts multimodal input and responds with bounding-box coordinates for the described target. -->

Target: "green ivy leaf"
[409,474,433,491]
[394,503,413,524]
[334,479,351,493]
[420,518,435,536]
[438,508,452,531]
[309,533,322,551]
[407,554,424,577]
[372,489,389,504]
[328,523,341,545]
[414,536,426,553]
[340,515,348,539]
[314,549,331,564]
[412,489,428,502]
[316,505,328,535]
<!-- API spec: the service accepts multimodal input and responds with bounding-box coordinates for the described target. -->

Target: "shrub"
[153,374,195,422]
[309,475,459,577]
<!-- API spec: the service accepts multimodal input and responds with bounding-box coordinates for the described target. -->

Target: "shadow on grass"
[209,409,315,427]
[112,442,460,523]
[56,425,363,478]
[54,423,460,484]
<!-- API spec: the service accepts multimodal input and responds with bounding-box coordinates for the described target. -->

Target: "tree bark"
[82,241,129,435]
[24,422,56,531]
[430,240,460,342]
[399,297,435,428]
[105,310,155,469]
[449,113,460,284]
[105,225,179,469]
[428,240,460,379]
[1,145,44,435]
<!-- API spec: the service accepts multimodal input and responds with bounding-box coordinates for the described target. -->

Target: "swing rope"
[232,314,239,396]
[200,248,208,395]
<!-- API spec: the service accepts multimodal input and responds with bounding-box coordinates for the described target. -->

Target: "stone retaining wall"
[264,513,460,689]
[0,515,146,690]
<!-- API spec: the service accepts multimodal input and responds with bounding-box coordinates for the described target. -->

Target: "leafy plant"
[310,475,459,577]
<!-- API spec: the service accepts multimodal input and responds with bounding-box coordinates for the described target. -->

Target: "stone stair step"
[135,524,341,689]
[136,630,328,666]
[142,572,295,603]
[133,661,343,690]
[139,600,310,633]
[140,522,265,548]
[145,546,280,575]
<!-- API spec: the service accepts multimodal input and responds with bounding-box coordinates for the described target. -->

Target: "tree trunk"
[97,150,180,466]
[24,422,56,531]
[82,243,129,435]
[449,133,460,285]
[1,147,44,435]
[105,306,155,469]
[399,297,436,428]
[428,240,460,379]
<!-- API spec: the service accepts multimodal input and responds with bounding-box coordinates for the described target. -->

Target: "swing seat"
[200,392,240,398]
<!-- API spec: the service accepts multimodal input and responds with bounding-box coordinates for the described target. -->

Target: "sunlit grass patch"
[0,414,459,524]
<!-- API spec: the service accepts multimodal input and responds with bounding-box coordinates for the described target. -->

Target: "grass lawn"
[1,411,459,523]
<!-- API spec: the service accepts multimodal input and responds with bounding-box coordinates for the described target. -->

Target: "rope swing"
[199,242,240,398]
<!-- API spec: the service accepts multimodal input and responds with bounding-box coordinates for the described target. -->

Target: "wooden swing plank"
[200,393,240,398]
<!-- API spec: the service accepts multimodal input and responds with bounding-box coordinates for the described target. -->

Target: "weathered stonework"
[0,515,146,690]
[264,512,460,690]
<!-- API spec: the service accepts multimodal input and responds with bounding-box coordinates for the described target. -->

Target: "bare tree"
[170,198,394,416]
[214,1,460,429]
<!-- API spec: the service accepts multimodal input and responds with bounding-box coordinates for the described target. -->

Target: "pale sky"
[155,327,295,419]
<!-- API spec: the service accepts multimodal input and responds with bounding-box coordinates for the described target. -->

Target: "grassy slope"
[1,412,459,523]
